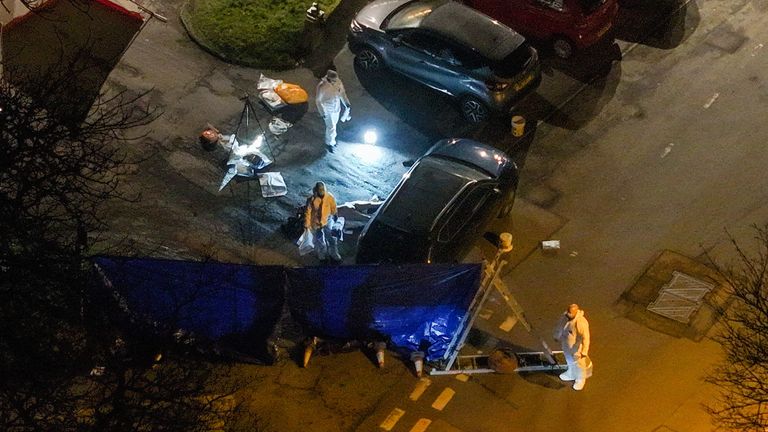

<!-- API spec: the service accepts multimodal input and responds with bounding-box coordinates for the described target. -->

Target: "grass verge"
[182,0,341,69]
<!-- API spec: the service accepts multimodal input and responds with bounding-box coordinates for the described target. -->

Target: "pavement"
[94,0,768,430]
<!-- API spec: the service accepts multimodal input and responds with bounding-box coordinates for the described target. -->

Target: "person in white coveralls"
[553,303,592,391]
[315,69,351,152]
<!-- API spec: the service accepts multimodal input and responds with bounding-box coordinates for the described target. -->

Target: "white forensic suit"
[554,308,592,388]
[315,75,350,147]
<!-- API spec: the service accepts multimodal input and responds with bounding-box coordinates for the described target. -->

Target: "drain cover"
[647,271,715,323]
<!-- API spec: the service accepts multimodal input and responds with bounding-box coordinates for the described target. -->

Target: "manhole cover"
[647,271,715,323]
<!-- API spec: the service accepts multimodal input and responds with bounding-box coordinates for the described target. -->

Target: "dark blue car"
[356,139,518,264]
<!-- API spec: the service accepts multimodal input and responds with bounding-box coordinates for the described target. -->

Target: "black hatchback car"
[356,139,518,264]
[348,0,541,123]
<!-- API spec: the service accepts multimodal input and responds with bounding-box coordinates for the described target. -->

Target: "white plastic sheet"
[268,117,292,135]
[218,135,275,192]
[258,172,287,198]
[257,73,283,90]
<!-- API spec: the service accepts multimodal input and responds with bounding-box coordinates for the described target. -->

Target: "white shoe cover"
[573,380,586,391]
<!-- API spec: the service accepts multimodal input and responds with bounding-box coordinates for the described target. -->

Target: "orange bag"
[275,83,309,104]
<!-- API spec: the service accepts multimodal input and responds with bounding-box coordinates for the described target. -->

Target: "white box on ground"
[541,240,560,250]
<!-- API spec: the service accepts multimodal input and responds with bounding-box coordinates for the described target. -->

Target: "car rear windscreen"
[493,44,535,77]
[377,159,473,234]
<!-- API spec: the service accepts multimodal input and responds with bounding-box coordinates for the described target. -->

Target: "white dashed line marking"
[703,93,719,109]
[661,143,675,158]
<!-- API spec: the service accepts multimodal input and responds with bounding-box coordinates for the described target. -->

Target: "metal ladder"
[431,257,558,375]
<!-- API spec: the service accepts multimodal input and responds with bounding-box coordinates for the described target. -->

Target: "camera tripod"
[232,93,277,163]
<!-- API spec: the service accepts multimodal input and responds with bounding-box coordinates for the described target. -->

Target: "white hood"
[354,0,411,30]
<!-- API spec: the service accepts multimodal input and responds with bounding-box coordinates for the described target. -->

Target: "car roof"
[375,156,489,234]
[420,1,525,61]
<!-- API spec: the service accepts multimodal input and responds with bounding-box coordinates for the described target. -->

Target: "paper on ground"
[258,172,287,197]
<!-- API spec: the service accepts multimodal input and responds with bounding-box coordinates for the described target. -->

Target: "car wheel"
[460,96,490,124]
[355,48,382,72]
[553,37,574,59]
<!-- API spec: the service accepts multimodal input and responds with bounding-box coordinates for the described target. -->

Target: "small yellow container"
[511,115,526,137]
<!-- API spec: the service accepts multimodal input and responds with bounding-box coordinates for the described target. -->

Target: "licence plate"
[514,74,533,91]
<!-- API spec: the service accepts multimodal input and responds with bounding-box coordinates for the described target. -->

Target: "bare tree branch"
[1,45,246,431]
[705,225,768,431]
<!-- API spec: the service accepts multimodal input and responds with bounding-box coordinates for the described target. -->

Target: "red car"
[464,0,618,59]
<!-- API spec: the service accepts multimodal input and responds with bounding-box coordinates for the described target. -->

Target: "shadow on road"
[517,371,571,389]
[521,46,623,133]
[541,39,623,84]
[549,61,623,131]
[614,0,700,49]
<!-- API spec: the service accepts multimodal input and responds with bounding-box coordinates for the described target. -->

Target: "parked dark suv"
[348,0,541,123]
[356,139,518,264]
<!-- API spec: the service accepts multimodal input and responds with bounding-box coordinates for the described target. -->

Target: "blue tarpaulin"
[93,256,285,347]
[94,257,481,363]
[286,264,481,361]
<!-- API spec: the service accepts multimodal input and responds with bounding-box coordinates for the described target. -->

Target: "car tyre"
[553,37,574,59]
[355,48,383,72]
[460,96,490,124]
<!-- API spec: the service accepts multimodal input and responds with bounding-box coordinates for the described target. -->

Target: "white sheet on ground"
[258,172,287,198]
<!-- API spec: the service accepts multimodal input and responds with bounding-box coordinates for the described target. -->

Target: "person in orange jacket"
[304,181,341,262]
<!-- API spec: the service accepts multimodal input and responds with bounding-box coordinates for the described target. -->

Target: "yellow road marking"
[409,378,431,401]
[455,373,469,382]
[409,418,432,432]
[431,388,455,411]
[380,408,405,431]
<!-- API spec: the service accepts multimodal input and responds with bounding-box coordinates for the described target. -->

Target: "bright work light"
[363,129,378,145]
